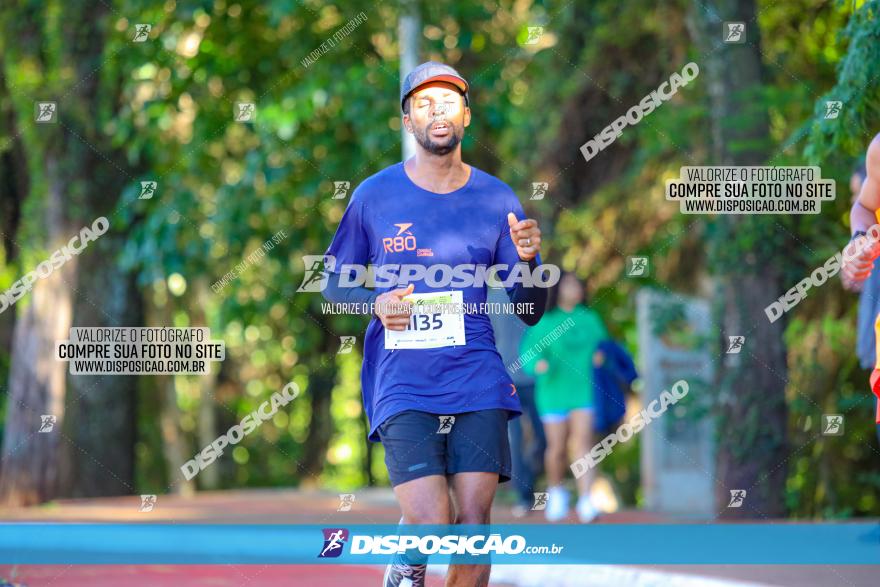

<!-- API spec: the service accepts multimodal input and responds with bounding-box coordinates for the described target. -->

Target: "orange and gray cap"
[400,61,470,112]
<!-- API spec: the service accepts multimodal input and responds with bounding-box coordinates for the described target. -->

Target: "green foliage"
[804,0,880,164]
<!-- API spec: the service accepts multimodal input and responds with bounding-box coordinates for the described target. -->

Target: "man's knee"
[454,508,491,525]
[404,507,452,525]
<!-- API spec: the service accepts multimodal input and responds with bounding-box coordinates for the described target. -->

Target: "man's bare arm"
[843,134,880,289]
[851,134,880,233]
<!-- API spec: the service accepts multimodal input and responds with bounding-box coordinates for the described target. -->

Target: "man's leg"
[442,409,511,586]
[445,472,498,587]
[393,474,453,524]
[379,411,453,586]
[383,476,451,587]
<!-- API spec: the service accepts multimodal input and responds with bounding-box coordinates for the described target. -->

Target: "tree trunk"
[193,279,218,490]
[148,294,194,496]
[688,0,788,518]
[0,64,28,473]
[300,330,337,485]
[195,371,219,490]
[0,160,74,506]
[60,243,142,498]
[159,376,194,496]
[0,65,26,267]
[1,0,142,502]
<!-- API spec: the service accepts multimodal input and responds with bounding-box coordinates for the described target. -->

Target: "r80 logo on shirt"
[383,223,417,253]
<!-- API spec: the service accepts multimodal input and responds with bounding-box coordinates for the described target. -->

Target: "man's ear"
[402,113,414,134]
[463,106,471,128]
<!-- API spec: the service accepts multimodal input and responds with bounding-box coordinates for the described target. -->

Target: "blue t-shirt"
[325,162,540,441]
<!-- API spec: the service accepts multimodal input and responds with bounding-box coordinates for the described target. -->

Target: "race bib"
[384,290,466,350]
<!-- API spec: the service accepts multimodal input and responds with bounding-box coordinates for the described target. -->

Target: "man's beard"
[414,121,463,155]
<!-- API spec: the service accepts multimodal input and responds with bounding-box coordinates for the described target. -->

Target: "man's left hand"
[507,212,541,262]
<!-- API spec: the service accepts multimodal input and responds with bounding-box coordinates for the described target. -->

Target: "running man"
[321,62,548,587]
[841,135,880,445]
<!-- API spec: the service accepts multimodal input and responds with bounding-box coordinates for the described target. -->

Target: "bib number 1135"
[384,290,466,350]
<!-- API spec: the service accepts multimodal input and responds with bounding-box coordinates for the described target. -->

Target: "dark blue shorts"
[377,409,512,487]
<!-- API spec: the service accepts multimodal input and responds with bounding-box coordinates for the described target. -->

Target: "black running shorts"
[377,409,512,487]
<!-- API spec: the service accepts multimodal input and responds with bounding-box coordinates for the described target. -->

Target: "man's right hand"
[375,283,415,331]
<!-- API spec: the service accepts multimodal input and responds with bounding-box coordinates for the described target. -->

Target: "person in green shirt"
[520,271,608,522]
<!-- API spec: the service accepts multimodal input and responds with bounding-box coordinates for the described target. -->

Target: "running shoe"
[544,485,570,522]
[383,559,427,587]
[576,494,599,523]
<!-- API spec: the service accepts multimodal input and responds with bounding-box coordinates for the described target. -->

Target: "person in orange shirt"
[841,136,880,442]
